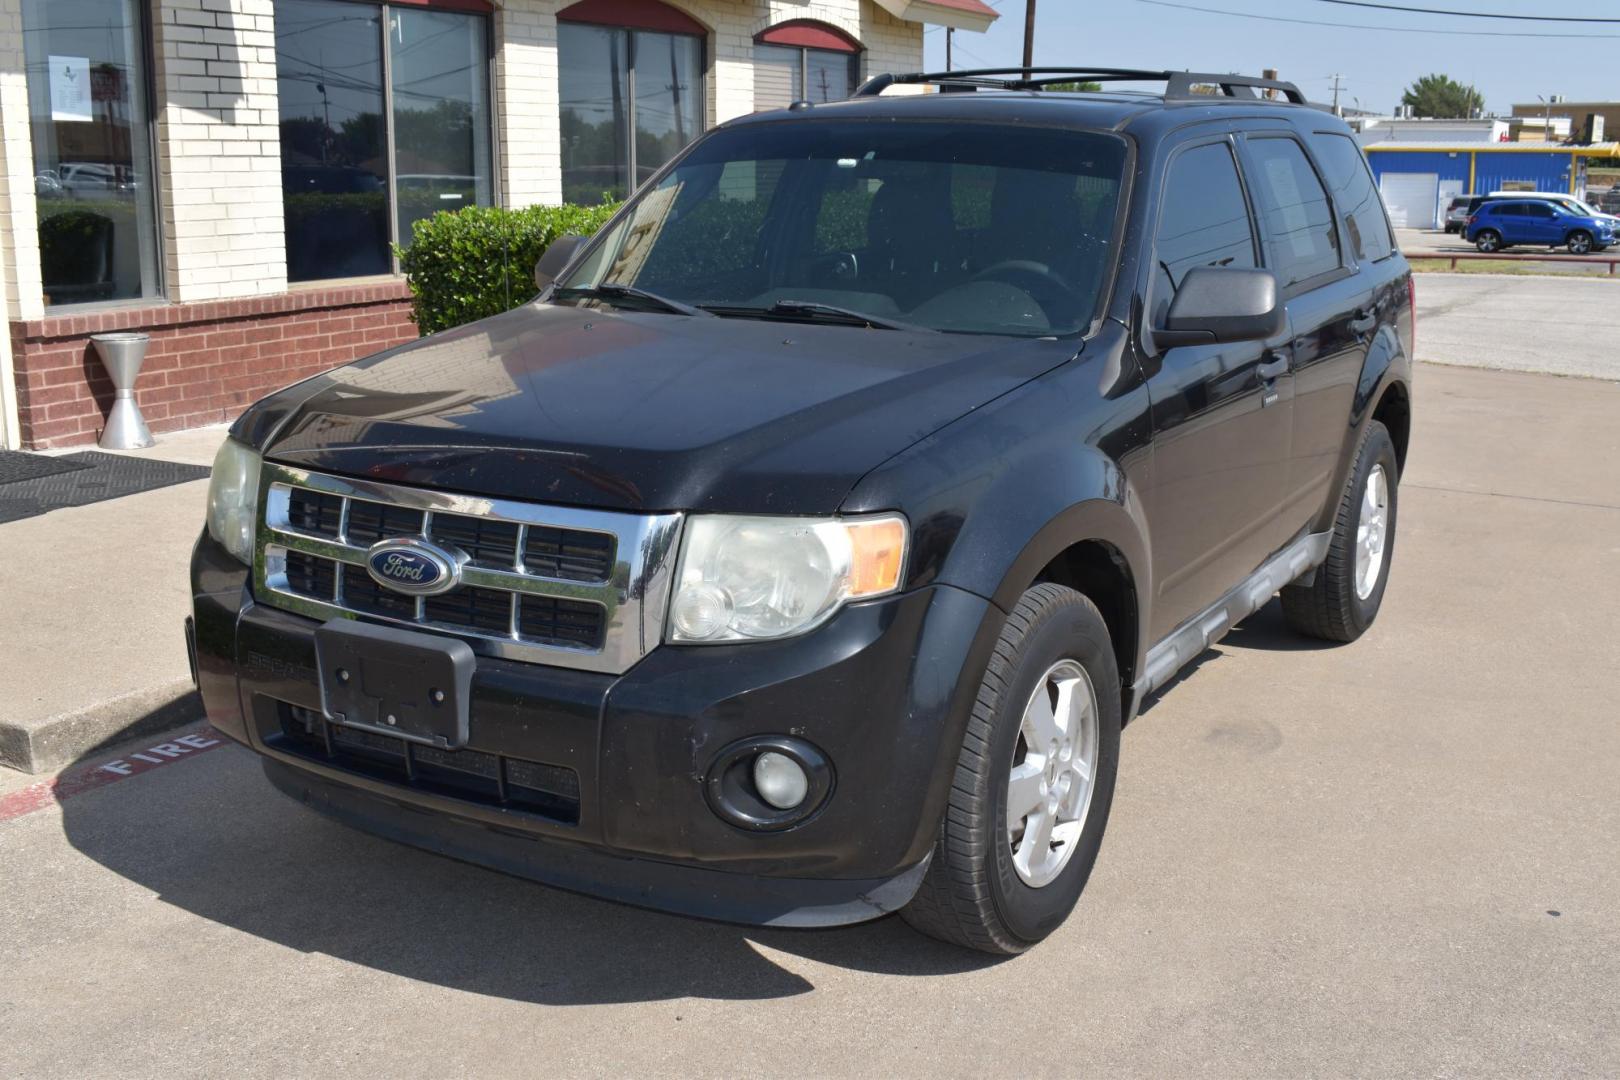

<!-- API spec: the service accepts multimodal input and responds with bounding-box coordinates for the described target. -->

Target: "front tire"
[1281,420,1399,642]
[1475,229,1501,253]
[901,584,1121,955]
[1567,230,1593,255]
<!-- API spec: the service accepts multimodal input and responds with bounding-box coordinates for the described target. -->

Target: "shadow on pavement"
[58,728,1004,1006]
[1132,598,1339,720]
[1220,597,1340,654]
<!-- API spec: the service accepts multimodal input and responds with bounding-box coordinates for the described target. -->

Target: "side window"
[1244,137,1341,290]
[1522,202,1555,219]
[1308,131,1394,262]
[1152,141,1256,322]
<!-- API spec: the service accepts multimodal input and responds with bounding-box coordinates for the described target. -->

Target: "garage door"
[1379,172,1440,229]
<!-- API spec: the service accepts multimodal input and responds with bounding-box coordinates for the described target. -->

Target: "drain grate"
[0,451,210,524]
[0,450,92,486]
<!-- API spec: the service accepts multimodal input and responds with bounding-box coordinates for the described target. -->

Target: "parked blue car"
[1466,199,1615,255]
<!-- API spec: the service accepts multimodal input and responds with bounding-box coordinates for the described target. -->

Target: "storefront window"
[23,0,161,307]
[558,6,704,206]
[275,0,494,283]
[753,24,861,112]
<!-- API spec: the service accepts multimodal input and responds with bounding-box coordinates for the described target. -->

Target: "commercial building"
[0,0,996,449]
[1510,100,1615,145]
[1364,142,1620,229]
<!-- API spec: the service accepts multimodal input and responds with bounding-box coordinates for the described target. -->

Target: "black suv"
[190,68,1413,954]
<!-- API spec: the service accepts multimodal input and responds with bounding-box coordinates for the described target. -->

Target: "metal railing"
[1408,251,1620,275]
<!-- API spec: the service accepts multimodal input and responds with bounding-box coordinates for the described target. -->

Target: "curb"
[0,678,203,775]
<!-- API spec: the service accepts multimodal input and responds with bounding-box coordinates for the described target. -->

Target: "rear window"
[1308,131,1394,263]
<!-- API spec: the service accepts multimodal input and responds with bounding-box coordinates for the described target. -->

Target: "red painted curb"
[0,725,228,824]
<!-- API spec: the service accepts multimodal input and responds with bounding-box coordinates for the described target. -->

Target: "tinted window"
[1310,132,1394,262]
[1522,202,1555,219]
[561,122,1127,337]
[1245,137,1340,289]
[1152,141,1255,321]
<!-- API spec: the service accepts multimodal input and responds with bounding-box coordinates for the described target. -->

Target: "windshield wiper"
[700,299,935,333]
[553,283,712,317]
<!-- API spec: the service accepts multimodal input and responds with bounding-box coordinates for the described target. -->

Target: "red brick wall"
[8,282,419,449]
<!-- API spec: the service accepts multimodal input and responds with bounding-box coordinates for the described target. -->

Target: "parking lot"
[3,354,1617,1078]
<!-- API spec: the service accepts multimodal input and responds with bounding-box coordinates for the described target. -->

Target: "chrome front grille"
[253,462,683,674]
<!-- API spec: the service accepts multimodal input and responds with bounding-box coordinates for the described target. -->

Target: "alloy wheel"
[1006,659,1100,888]
[1355,463,1390,601]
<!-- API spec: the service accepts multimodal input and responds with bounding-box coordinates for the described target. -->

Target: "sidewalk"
[0,427,227,773]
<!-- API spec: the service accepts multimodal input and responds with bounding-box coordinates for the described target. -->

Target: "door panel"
[1145,336,1295,640]
[1277,274,1368,528]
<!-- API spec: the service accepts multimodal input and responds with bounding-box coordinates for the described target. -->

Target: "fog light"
[753,751,809,810]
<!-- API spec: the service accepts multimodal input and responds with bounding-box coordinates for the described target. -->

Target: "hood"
[242,301,1077,514]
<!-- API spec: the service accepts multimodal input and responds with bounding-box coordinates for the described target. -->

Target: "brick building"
[0,0,995,449]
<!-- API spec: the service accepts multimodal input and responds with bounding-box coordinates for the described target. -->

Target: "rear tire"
[1474,230,1501,253]
[1281,421,1399,643]
[901,584,1121,955]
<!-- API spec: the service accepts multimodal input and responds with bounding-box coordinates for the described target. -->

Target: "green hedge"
[395,201,621,335]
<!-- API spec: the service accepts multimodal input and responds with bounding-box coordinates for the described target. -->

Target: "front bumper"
[191,531,1001,927]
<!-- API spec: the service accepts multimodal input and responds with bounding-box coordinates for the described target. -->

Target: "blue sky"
[922,1,1619,116]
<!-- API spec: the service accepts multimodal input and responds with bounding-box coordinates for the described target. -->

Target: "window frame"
[556,9,707,202]
[277,0,499,282]
[1236,132,1352,298]
[24,0,167,310]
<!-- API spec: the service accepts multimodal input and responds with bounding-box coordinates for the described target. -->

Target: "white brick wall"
[152,0,287,302]
[496,2,565,207]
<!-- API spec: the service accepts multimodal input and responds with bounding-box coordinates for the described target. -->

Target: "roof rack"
[853,67,1307,105]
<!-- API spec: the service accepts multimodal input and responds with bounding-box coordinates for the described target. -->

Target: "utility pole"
[1023,0,1036,70]
[1327,73,1344,116]
[946,26,953,71]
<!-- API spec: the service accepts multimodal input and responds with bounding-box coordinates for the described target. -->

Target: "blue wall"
[1364,148,1575,195]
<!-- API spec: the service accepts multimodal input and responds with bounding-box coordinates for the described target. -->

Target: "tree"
[1401,74,1484,119]
[1043,80,1102,92]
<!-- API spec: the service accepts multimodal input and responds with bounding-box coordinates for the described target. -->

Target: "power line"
[1135,0,1620,38]
[1310,0,1620,22]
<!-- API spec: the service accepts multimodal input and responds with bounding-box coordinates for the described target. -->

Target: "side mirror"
[1153,266,1284,350]
[534,234,586,291]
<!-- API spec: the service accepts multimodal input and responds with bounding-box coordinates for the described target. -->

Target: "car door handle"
[1349,309,1378,334]
[1257,352,1290,381]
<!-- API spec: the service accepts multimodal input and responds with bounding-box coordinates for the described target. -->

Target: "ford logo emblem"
[365,539,461,596]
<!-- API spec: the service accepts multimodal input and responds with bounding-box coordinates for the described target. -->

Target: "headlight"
[206,437,262,565]
[666,514,907,643]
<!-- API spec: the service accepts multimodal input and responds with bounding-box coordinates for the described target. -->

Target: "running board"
[1136,530,1332,699]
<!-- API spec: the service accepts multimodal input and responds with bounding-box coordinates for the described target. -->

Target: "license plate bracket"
[315,619,474,749]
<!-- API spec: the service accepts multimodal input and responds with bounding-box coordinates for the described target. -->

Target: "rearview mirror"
[1153,266,1284,350]
[534,234,586,291]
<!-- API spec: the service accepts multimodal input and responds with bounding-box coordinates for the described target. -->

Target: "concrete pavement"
[1414,273,1620,380]
[2,362,1617,1077]
[0,426,227,771]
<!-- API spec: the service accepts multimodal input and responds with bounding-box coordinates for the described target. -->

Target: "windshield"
[557,120,1127,337]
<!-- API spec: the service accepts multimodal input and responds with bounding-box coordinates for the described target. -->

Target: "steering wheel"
[970,260,1080,318]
